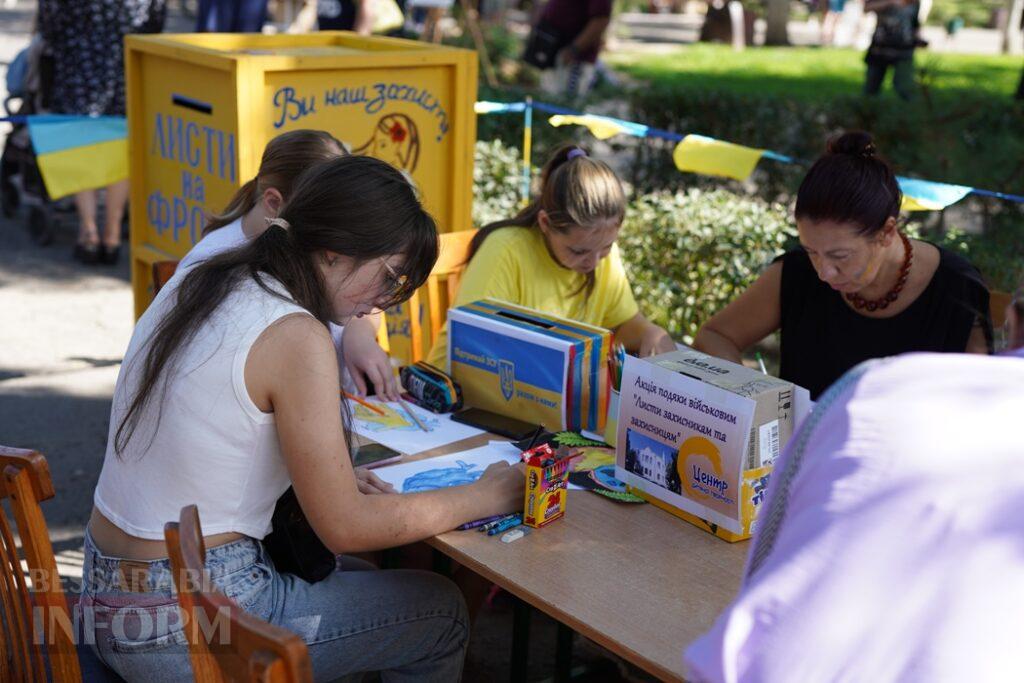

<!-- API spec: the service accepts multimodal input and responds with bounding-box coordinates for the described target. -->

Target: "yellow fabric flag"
[672,135,765,181]
[37,138,128,200]
[548,114,639,140]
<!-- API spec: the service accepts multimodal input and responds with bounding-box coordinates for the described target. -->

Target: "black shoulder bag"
[263,486,335,583]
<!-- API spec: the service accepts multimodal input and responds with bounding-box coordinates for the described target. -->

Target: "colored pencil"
[397,396,431,432]
[755,352,768,375]
[343,392,386,416]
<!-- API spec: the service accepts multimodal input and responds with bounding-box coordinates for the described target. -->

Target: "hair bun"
[827,131,877,160]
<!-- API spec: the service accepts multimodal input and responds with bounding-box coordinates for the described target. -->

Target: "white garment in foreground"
[685,350,1024,683]
[95,274,310,540]
[176,218,247,272]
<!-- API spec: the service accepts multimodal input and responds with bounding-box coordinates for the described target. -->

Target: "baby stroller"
[0,35,75,246]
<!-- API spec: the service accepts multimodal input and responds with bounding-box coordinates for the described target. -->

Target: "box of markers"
[521,444,572,528]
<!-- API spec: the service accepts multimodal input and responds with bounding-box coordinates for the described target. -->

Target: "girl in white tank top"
[84,154,524,682]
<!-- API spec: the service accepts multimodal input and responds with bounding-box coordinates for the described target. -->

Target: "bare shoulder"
[246,314,336,410]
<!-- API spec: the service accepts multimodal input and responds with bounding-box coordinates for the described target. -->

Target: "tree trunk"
[1004,0,1024,53]
[765,0,791,45]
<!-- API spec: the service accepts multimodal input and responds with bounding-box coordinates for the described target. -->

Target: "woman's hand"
[473,461,526,517]
[355,467,397,495]
[342,316,401,402]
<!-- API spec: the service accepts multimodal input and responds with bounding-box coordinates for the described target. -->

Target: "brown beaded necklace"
[845,232,913,312]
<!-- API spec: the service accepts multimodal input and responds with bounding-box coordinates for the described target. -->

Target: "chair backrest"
[991,290,1012,330]
[0,446,82,683]
[406,229,477,362]
[152,260,179,297]
[164,505,312,683]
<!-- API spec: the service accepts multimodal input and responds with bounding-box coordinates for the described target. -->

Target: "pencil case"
[400,361,463,413]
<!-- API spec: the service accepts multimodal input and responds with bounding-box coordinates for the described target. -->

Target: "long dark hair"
[795,131,902,237]
[468,143,626,298]
[115,156,439,457]
[203,129,347,235]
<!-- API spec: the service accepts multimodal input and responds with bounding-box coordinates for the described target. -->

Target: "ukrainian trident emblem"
[499,360,515,402]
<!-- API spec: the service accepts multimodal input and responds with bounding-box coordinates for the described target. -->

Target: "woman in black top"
[694,132,992,400]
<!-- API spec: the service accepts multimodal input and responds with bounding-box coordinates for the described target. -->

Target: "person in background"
[195,0,269,31]
[534,0,613,95]
[684,278,1024,683]
[863,0,921,99]
[38,0,166,265]
[177,128,398,400]
[318,0,373,33]
[427,144,675,368]
[820,0,846,45]
[693,131,991,400]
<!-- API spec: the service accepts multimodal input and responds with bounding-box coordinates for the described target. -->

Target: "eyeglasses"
[374,257,408,307]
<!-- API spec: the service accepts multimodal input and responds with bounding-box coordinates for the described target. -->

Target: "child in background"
[427,144,675,368]
[178,128,399,400]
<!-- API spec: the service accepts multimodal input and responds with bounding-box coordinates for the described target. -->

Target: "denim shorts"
[80,531,469,682]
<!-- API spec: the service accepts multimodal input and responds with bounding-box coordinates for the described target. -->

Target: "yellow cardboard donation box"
[125,32,477,363]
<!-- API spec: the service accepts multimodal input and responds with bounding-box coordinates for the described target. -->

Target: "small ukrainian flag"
[27,115,128,200]
[897,176,973,212]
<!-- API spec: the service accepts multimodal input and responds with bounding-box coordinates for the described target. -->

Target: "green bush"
[472,139,533,227]
[929,213,1024,292]
[619,189,795,342]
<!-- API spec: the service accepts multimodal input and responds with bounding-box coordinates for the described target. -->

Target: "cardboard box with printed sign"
[614,348,811,542]
[448,299,609,432]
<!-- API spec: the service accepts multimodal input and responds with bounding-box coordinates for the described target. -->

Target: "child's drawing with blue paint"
[402,460,483,493]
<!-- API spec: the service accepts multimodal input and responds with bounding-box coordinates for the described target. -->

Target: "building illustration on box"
[624,429,674,488]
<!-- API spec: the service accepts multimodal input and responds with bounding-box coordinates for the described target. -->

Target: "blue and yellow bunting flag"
[27,115,128,199]
[474,101,527,114]
[547,114,649,140]
[672,134,765,181]
[897,176,973,212]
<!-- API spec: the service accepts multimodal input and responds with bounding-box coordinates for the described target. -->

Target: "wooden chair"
[164,505,312,683]
[406,229,477,362]
[991,290,1012,330]
[152,260,179,297]
[0,446,82,682]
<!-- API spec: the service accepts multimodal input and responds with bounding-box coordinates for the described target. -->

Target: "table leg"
[555,622,574,682]
[510,597,532,682]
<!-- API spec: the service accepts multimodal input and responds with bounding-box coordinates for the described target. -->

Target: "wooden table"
[397,436,750,681]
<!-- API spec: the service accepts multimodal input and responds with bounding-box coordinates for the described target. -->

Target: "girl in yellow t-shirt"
[428,144,674,367]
